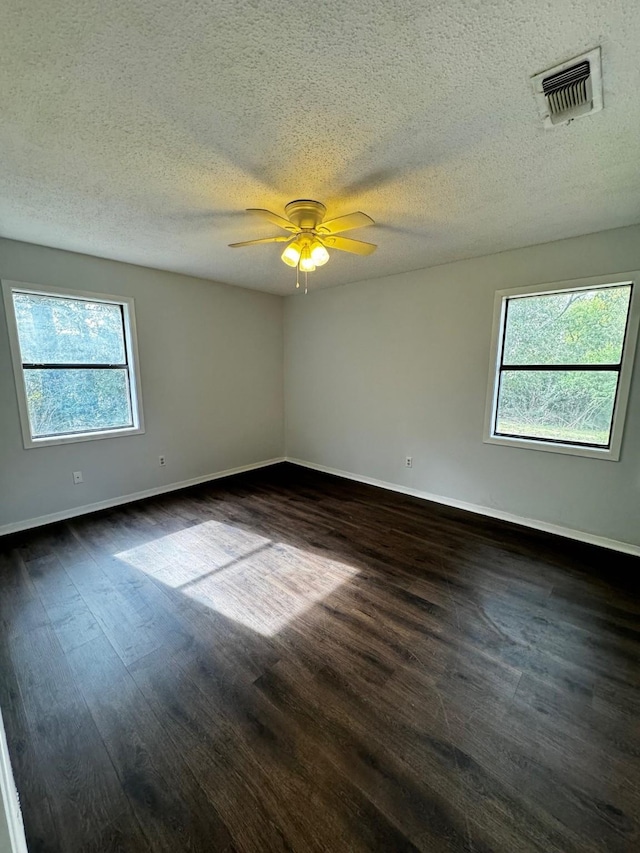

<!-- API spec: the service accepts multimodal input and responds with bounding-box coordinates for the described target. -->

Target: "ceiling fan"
[229,200,377,285]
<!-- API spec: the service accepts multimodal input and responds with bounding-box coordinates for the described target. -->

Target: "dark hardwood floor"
[1,462,639,852]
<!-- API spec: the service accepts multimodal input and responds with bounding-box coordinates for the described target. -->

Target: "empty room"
[1,1,640,851]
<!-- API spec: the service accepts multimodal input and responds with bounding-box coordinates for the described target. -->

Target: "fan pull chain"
[304,271,308,295]
[296,265,300,289]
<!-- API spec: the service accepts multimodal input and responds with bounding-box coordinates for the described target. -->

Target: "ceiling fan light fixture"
[299,244,316,273]
[310,239,330,266]
[230,200,377,289]
[281,240,302,267]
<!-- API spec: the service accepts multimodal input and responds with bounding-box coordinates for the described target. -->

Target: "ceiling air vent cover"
[531,47,603,128]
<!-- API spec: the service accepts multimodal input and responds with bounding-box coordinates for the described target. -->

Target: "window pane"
[24,369,133,437]
[13,293,126,364]
[495,370,618,446]
[502,285,631,366]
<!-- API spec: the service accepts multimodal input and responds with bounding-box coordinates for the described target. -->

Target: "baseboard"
[3,454,638,557]
[0,457,286,537]
[0,710,28,853]
[286,457,640,558]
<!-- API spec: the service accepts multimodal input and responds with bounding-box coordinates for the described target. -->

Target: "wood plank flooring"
[1,462,639,852]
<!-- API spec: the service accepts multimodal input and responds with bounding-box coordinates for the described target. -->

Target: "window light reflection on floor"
[115,519,359,636]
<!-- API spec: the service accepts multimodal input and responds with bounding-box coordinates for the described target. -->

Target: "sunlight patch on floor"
[115,521,359,635]
[183,542,359,635]
[115,519,272,588]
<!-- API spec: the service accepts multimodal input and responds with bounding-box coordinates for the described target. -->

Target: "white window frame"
[483,272,640,461]
[2,279,145,449]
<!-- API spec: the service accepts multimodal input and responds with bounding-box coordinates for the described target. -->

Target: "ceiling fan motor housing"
[284,200,327,230]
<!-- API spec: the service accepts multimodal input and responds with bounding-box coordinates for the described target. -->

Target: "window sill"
[483,433,619,461]
[24,425,145,450]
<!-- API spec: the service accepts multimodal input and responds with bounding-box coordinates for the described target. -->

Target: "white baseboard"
[0,710,28,853]
[286,457,640,558]
[3,454,638,557]
[0,457,286,537]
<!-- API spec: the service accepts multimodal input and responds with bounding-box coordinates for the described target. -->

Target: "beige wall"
[284,224,640,548]
[0,238,284,530]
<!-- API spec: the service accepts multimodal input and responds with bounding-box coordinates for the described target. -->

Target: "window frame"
[2,280,145,449]
[483,272,640,461]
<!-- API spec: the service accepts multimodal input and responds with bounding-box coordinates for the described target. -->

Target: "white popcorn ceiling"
[1,0,640,295]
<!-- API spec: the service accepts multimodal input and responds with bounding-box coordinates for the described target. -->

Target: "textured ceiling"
[1,0,640,295]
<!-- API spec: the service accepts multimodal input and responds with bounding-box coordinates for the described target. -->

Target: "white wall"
[285,224,640,549]
[0,709,26,853]
[0,809,10,853]
[3,226,640,548]
[0,238,284,530]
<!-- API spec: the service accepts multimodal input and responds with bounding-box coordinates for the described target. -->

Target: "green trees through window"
[13,292,134,438]
[494,284,632,446]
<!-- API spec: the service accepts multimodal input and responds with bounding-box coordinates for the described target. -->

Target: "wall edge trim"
[286,457,640,557]
[4,453,638,556]
[0,457,286,536]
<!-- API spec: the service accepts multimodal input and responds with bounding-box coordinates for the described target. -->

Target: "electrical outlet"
[72,471,83,484]
[405,456,413,468]
[159,455,166,467]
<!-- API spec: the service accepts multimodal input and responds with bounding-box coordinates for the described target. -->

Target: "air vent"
[531,47,603,128]
[543,61,590,116]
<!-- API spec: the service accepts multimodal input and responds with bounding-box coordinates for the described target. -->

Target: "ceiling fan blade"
[316,211,374,235]
[229,236,292,248]
[324,235,377,255]
[246,208,298,232]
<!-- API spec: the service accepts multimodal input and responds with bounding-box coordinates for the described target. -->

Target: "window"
[2,281,144,448]
[484,274,640,460]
